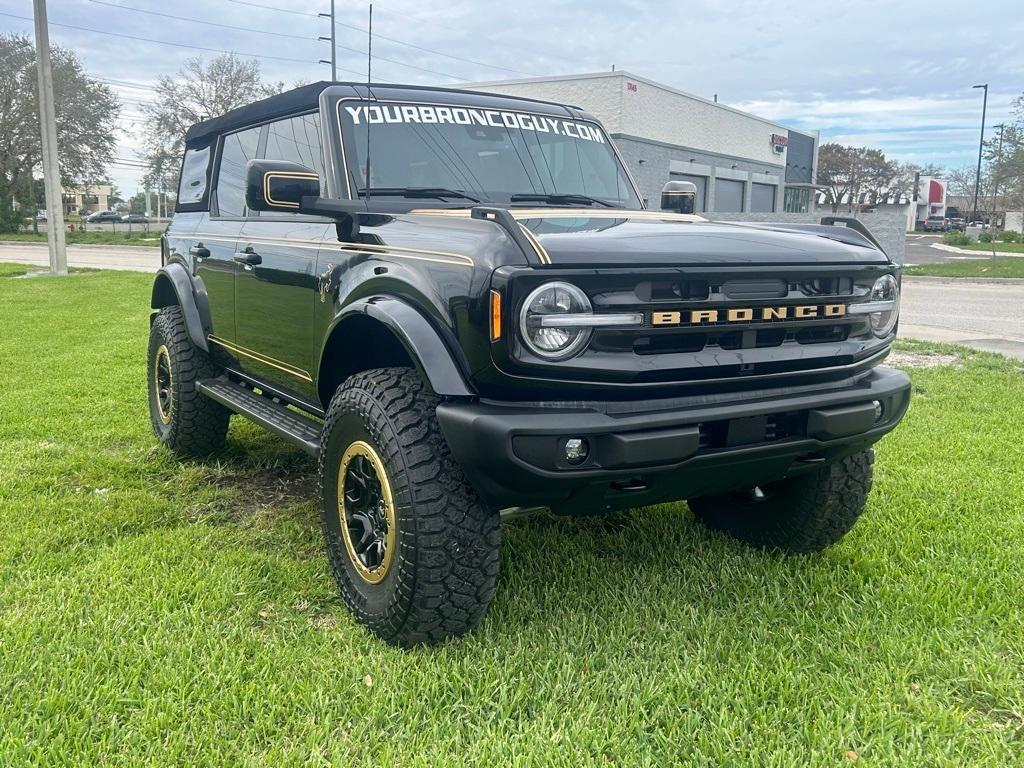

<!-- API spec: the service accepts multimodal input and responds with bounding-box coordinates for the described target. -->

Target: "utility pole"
[32,0,67,275]
[318,0,336,80]
[971,83,988,224]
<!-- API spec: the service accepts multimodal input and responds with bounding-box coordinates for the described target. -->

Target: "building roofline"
[465,70,813,136]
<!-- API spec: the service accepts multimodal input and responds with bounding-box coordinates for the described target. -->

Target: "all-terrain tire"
[318,367,500,647]
[688,450,874,553]
[147,306,230,457]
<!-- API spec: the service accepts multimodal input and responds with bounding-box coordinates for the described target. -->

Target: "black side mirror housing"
[661,181,697,214]
[245,159,321,213]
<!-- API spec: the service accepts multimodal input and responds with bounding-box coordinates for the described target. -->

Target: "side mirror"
[245,159,320,213]
[661,181,697,214]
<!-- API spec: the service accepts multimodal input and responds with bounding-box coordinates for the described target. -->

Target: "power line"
[333,18,536,78]
[0,11,318,64]
[224,0,536,77]
[224,0,316,18]
[84,0,317,42]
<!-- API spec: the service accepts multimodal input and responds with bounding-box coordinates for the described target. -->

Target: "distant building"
[62,184,112,215]
[466,71,819,214]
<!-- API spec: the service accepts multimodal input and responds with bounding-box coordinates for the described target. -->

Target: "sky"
[2,0,1022,198]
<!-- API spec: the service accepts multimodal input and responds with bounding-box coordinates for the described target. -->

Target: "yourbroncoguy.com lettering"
[343,104,606,143]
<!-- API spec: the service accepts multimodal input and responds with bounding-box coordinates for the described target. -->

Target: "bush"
[942,231,971,246]
[979,231,993,243]
[997,230,1021,243]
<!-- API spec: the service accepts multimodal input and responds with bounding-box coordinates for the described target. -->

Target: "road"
[899,276,1024,360]
[4,238,1023,360]
[0,241,160,272]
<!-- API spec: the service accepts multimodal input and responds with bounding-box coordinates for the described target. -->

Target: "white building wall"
[469,72,789,167]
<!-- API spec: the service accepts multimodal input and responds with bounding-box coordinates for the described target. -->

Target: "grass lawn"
[904,259,1024,278]
[2,266,1023,766]
[0,230,163,248]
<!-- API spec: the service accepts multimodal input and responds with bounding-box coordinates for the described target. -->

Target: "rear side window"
[215,126,261,217]
[177,145,211,206]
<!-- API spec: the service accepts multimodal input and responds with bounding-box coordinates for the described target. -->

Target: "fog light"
[564,437,589,465]
[873,400,884,423]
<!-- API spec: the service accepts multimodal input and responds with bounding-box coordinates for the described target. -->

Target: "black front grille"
[629,324,851,355]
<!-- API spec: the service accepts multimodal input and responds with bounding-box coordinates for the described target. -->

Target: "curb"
[0,240,160,251]
[930,242,1024,257]
[902,275,1024,286]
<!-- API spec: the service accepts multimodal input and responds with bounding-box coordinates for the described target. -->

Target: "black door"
[231,113,330,401]
[233,219,330,399]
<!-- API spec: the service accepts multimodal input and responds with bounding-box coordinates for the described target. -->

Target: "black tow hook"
[610,478,648,493]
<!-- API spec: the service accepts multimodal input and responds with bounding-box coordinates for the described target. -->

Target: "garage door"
[714,179,744,212]
[751,183,776,212]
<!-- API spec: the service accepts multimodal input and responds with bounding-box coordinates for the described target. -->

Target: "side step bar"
[197,376,322,456]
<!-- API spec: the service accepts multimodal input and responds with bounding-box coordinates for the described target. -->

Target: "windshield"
[339,101,642,209]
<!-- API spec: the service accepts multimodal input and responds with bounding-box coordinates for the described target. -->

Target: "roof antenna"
[364,3,373,207]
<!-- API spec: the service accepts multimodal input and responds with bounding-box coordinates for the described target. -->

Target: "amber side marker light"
[490,290,502,341]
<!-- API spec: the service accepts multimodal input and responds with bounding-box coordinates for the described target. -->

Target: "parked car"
[86,210,123,223]
[923,216,948,232]
[121,213,148,223]
[968,221,989,228]
[34,208,48,221]
[947,217,965,231]
[148,81,910,647]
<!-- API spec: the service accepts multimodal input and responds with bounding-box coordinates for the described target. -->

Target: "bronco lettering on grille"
[651,304,847,326]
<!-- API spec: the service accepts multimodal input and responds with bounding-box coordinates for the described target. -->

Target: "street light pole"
[32,0,67,275]
[971,83,988,224]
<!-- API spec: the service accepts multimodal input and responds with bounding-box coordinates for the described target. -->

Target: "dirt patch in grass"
[888,350,963,368]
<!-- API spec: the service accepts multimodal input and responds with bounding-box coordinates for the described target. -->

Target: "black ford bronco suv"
[149,81,910,646]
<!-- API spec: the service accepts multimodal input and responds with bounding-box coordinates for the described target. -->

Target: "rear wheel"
[147,306,230,457]
[688,450,874,553]
[318,367,500,646]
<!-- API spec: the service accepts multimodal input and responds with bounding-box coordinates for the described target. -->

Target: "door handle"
[233,246,262,266]
[189,244,210,259]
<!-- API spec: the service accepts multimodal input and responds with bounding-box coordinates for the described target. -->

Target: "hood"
[514,210,889,267]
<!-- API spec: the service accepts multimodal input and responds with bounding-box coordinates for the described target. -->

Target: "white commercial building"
[467,71,820,214]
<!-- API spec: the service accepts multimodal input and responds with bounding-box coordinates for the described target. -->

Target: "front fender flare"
[150,262,209,353]
[335,296,475,398]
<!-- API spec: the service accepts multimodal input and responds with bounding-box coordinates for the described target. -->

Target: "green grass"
[904,259,1024,278]
[2,267,1023,766]
[0,229,163,247]
[0,262,95,278]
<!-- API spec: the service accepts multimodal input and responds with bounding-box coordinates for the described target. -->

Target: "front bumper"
[436,366,911,515]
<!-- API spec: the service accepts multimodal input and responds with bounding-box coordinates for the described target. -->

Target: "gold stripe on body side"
[208,335,313,382]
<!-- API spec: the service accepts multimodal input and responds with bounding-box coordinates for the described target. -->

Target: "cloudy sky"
[3,0,1022,197]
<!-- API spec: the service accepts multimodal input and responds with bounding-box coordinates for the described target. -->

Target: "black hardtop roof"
[184,81,586,145]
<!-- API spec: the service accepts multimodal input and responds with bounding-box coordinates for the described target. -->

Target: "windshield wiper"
[509,193,616,208]
[359,187,480,202]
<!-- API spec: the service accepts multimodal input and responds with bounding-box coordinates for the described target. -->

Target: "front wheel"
[318,367,500,647]
[688,450,874,553]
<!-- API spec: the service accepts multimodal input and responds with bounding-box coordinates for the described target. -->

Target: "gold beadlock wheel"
[338,440,396,584]
[153,343,173,425]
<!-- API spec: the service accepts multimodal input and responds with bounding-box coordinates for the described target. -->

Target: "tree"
[142,55,283,198]
[817,143,898,212]
[0,34,119,231]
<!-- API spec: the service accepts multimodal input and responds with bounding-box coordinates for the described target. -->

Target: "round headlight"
[868,274,900,337]
[519,282,592,360]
